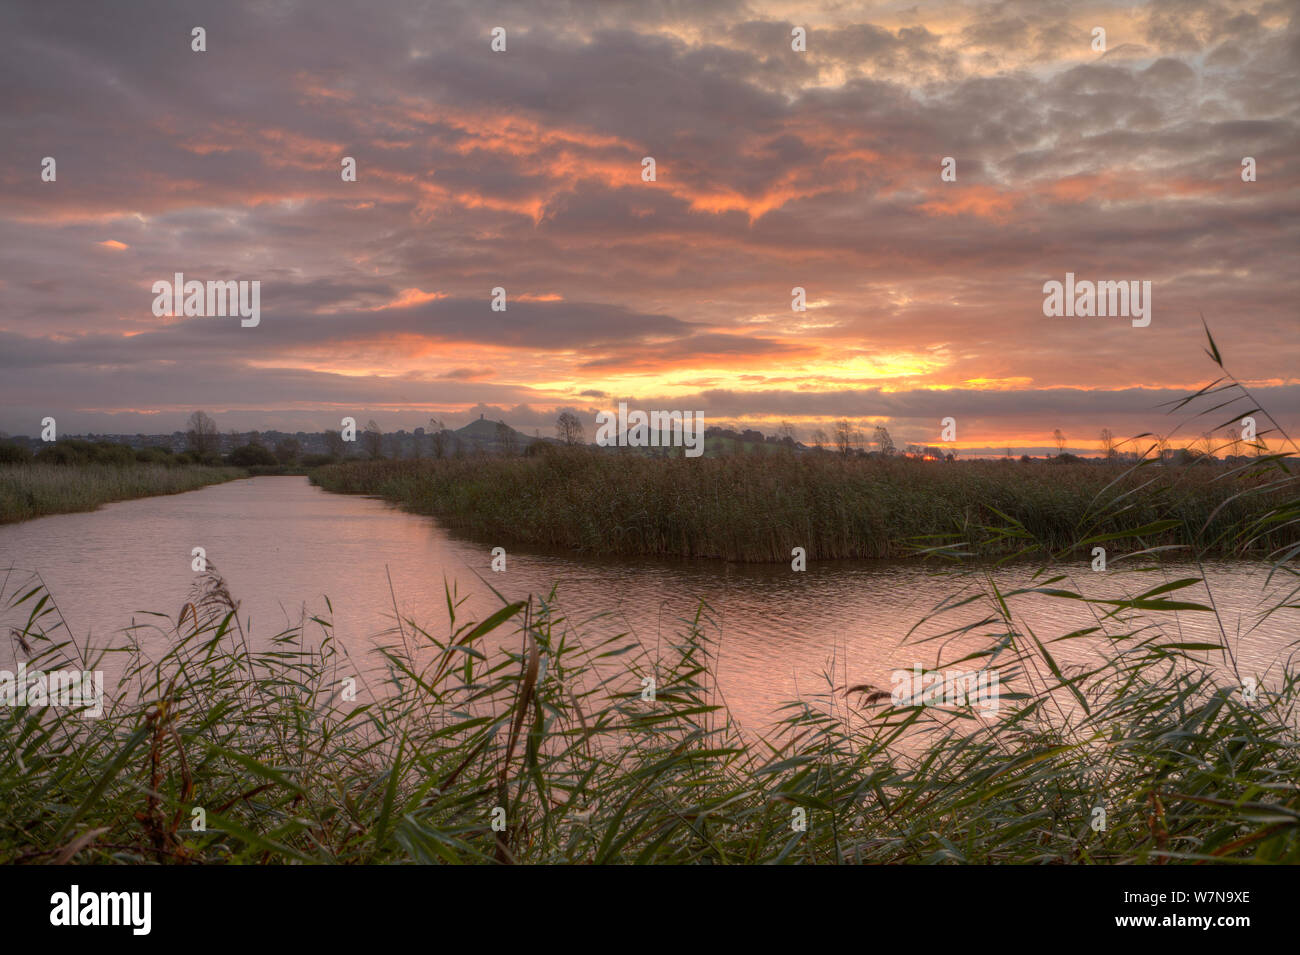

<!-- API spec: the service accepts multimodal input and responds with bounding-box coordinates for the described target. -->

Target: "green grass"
[0,464,245,524]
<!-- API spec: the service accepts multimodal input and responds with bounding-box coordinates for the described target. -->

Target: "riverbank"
[2,566,1295,865]
[310,451,1296,561]
[0,464,246,524]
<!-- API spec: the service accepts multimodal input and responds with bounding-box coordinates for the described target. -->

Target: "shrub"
[227,443,277,467]
[0,442,31,464]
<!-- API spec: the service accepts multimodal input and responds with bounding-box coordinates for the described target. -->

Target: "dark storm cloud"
[0,296,703,366]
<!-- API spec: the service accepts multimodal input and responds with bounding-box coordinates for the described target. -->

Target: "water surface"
[2,476,1295,733]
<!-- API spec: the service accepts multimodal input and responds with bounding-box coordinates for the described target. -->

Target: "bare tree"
[810,428,827,451]
[1226,427,1242,461]
[833,419,854,456]
[556,411,584,446]
[429,418,447,459]
[362,420,384,459]
[872,425,895,457]
[1099,428,1114,461]
[1053,428,1066,455]
[186,411,219,456]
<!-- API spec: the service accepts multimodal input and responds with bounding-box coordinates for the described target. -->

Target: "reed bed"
[0,464,243,524]
[312,329,1297,564]
[311,452,1294,562]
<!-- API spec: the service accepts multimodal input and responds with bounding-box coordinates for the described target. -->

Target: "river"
[1,475,1295,733]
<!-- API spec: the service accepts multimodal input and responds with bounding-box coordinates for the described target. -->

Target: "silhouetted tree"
[1226,428,1242,461]
[1099,428,1115,461]
[228,443,276,467]
[833,419,854,456]
[273,437,300,465]
[556,411,584,446]
[429,418,447,459]
[186,411,219,456]
[362,420,384,459]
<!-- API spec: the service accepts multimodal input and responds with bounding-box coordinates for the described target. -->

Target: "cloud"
[0,0,1296,444]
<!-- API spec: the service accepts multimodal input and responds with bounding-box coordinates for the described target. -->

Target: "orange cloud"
[919,186,1017,221]
[958,377,1035,390]
[1044,171,1221,204]
[368,288,448,310]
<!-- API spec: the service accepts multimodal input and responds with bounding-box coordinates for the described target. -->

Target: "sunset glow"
[1,0,1295,454]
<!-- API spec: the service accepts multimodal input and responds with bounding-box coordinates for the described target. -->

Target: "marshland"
[309,449,1298,562]
[1,360,1297,864]
[0,439,248,524]
[2,450,1297,863]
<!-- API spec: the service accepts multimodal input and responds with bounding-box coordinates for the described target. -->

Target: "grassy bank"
[0,464,245,524]
[1,555,1296,864]
[311,452,1296,561]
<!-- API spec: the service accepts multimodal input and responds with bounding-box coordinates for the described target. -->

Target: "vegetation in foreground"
[2,539,1297,865]
[0,463,245,525]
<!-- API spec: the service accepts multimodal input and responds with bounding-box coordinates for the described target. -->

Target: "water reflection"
[1,476,1296,732]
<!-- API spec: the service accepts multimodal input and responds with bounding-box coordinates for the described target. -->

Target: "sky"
[1,0,1297,455]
